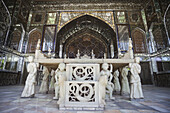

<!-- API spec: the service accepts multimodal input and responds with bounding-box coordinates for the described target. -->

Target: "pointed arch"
[27,28,42,53]
[131,27,147,53]
[55,14,117,58]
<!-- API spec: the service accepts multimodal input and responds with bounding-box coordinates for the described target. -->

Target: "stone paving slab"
[0,85,170,113]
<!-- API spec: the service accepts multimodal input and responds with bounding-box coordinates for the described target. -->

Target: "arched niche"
[10,29,21,50]
[27,28,42,53]
[56,15,117,58]
[131,28,147,53]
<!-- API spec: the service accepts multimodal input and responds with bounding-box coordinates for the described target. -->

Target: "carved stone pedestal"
[59,81,104,110]
[58,64,104,110]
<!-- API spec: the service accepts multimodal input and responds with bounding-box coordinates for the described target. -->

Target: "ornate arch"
[56,15,117,58]
[27,28,42,53]
[131,28,147,53]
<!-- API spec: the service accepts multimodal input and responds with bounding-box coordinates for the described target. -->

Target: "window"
[118,25,129,51]
[42,26,56,51]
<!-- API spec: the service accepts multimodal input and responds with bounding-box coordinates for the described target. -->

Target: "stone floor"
[0,85,170,113]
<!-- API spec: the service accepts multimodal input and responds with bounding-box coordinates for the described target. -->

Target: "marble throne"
[59,63,104,110]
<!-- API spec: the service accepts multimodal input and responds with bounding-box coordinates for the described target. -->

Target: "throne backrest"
[66,64,100,81]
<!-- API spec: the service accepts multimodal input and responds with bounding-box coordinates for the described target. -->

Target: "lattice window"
[68,82,95,102]
[27,29,42,53]
[66,34,107,58]
[131,29,147,53]
[10,29,21,50]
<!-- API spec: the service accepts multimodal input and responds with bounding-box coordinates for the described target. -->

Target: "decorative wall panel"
[58,11,115,31]
[128,11,142,24]
[31,12,46,24]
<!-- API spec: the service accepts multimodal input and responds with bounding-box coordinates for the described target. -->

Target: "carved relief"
[66,64,100,81]
[72,66,94,81]
[68,82,95,102]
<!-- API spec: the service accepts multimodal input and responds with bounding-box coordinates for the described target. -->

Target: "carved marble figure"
[99,73,107,106]
[53,68,59,99]
[99,63,115,103]
[113,69,121,94]
[49,70,55,93]
[91,50,95,59]
[39,66,49,93]
[76,50,80,59]
[129,57,144,100]
[121,67,130,95]
[21,56,37,98]
[56,63,66,104]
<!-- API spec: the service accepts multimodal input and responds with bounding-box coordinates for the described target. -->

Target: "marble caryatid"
[49,70,55,93]
[21,56,37,98]
[121,67,130,95]
[39,66,49,94]
[53,68,59,100]
[99,63,115,104]
[113,69,121,94]
[56,63,66,104]
[129,57,144,100]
